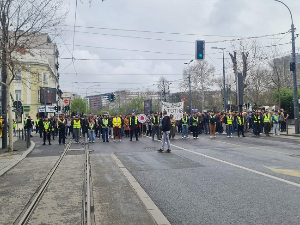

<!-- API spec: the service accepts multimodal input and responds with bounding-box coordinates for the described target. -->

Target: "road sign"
[38,106,56,113]
[64,99,69,104]
[138,114,147,123]
[181,98,185,102]
[132,110,135,113]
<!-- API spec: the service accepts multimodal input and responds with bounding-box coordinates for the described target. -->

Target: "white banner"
[161,102,184,120]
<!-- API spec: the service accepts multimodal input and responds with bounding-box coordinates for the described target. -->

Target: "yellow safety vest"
[273,115,279,123]
[237,116,244,125]
[192,117,198,126]
[102,119,108,127]
[182,117,188,126]
[113,117,121,128]
[73,120,81,129]
[227,116,232,125]
[88,122,94,131]
[13,122,17,128]
[254,115,261,123]
[264,114,271,123]
[130,117,138,126]
[210,115,216,124]
[43,121,50,130]
[152,116,159,126]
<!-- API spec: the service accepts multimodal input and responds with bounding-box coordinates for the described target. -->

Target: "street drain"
[144,147,156,150]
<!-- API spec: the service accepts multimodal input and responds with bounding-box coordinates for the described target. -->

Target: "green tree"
[71,99,90,115]
[273,88,300,119]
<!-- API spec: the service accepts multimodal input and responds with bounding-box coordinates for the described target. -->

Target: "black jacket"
[162,116,170,132]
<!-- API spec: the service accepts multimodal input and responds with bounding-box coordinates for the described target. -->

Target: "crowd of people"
[28,108,289,146]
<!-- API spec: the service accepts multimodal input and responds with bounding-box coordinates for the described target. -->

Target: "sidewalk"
[0,135,35,176]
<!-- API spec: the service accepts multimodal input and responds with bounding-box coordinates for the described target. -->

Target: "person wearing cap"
[151,112,161,140]
[158,111,171,153]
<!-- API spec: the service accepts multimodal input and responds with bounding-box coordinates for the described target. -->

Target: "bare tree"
[180,60,215,112]
[0,0,67,151]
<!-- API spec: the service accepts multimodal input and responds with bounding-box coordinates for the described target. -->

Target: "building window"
[38,90,40,103]
[15,90,21,101]
[15,71,21,80]
[43,73,48,83]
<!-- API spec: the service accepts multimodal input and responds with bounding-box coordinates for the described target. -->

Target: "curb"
[0,140,36,177]
[111,154,171,225]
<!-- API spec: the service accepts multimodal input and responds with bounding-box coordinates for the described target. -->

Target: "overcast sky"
[57,0,300,97]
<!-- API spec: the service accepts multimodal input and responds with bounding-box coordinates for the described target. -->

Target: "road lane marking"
[265,166,300,178]
[144,135,300,187]
[170,143,300,188]
[111,154,171,225]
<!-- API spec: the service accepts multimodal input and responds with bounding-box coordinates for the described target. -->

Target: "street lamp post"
[274,0,299,134]
[184,60,193,115]
[212,47,226,112]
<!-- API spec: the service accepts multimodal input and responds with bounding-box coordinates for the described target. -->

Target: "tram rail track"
[14,134,94,225]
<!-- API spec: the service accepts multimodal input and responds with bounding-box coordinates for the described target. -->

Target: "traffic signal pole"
[274,0,299,134]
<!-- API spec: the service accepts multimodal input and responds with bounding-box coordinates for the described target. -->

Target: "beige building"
[11,47,58,122]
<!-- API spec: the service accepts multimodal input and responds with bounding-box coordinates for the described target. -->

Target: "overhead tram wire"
[60,24,290,39]
[71,0,78,76]
[61,29,290,44]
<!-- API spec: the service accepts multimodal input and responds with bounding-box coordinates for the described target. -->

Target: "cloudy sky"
[57,0,300,97]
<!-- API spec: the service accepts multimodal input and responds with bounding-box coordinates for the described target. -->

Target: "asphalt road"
[1,132,300,224]
[90,133,300,225]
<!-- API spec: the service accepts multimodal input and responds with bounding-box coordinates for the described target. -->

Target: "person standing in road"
[280,108,289,132]
[191,113,199,139]
[151,112,160,140]
[88,118,96,143]
[38,118,44,138]
[254,111,261,136]
[35,117,40,134]
[102,115,109,142]
[181,113,189,139]
[130,113,139,141]
[113,114,122,142]
[264,111,271,136]
[58,115,66,145]
[226,112,233,138]
[65,116,72,137]
[72,116,81,143]
[237,112,245,137]
[209,112,217,138]
[25,116,33,137]
[169,114,176,139]
[43,117,52,145]
[272,111,280,135]
[158,111,171,153]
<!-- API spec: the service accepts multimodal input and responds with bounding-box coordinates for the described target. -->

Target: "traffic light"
[65,105,69,112]
[54,106,58,112]
[195,40,205,60]
[110,93,115,102]
[290,62,295,71]
[58,106,61,112]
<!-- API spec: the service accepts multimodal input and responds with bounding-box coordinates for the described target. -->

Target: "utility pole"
[212,47,226,112]
[184,60,193,115]
[274,0,299,134]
